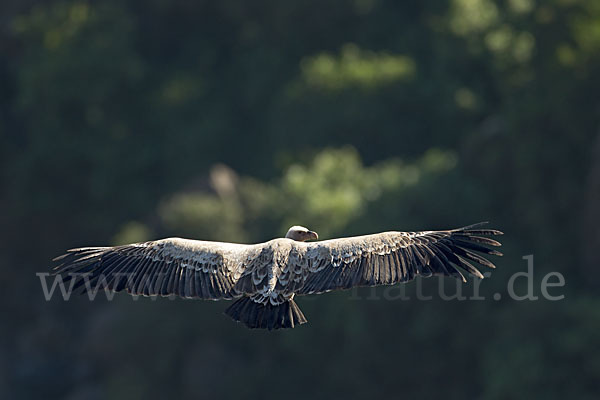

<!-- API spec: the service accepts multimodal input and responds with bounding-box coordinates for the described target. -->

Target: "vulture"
[53,222,502,330]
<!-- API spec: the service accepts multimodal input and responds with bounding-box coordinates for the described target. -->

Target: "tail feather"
[224,297,307,330]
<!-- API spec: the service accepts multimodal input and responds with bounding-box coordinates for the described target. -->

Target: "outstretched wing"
[298,223,503,295]
[53,238,258,299]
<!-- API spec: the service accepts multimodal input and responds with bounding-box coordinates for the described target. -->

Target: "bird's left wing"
[297,223,503,295]
[53,238,259,299]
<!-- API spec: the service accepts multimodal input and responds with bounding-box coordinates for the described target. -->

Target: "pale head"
[285,226,319,242]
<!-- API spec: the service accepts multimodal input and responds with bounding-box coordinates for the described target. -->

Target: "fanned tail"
[224,297,307,330]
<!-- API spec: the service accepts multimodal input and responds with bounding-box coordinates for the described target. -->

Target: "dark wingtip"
[457,221,489,230]
[454,222,504,237]
[52,253,69,262]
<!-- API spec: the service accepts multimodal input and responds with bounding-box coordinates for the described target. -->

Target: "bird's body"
[53,223,503,330]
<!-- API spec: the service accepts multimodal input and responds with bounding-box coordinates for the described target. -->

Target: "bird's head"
[285,226,319,242]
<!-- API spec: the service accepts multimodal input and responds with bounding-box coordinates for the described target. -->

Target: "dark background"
[2,0,599,399]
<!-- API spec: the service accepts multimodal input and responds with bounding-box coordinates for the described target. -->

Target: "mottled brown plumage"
[53,223,503,330]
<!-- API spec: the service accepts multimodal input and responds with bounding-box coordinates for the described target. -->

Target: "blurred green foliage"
[1,0,599,399]
[138,147,457,243]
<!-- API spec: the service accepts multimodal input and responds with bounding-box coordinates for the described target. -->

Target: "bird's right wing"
[298,223,503,295]
[53,238,261,300]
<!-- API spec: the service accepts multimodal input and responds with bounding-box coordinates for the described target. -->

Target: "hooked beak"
[307,231,319,241]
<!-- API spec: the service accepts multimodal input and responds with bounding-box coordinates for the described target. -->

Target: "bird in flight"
[53,223,502,330]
